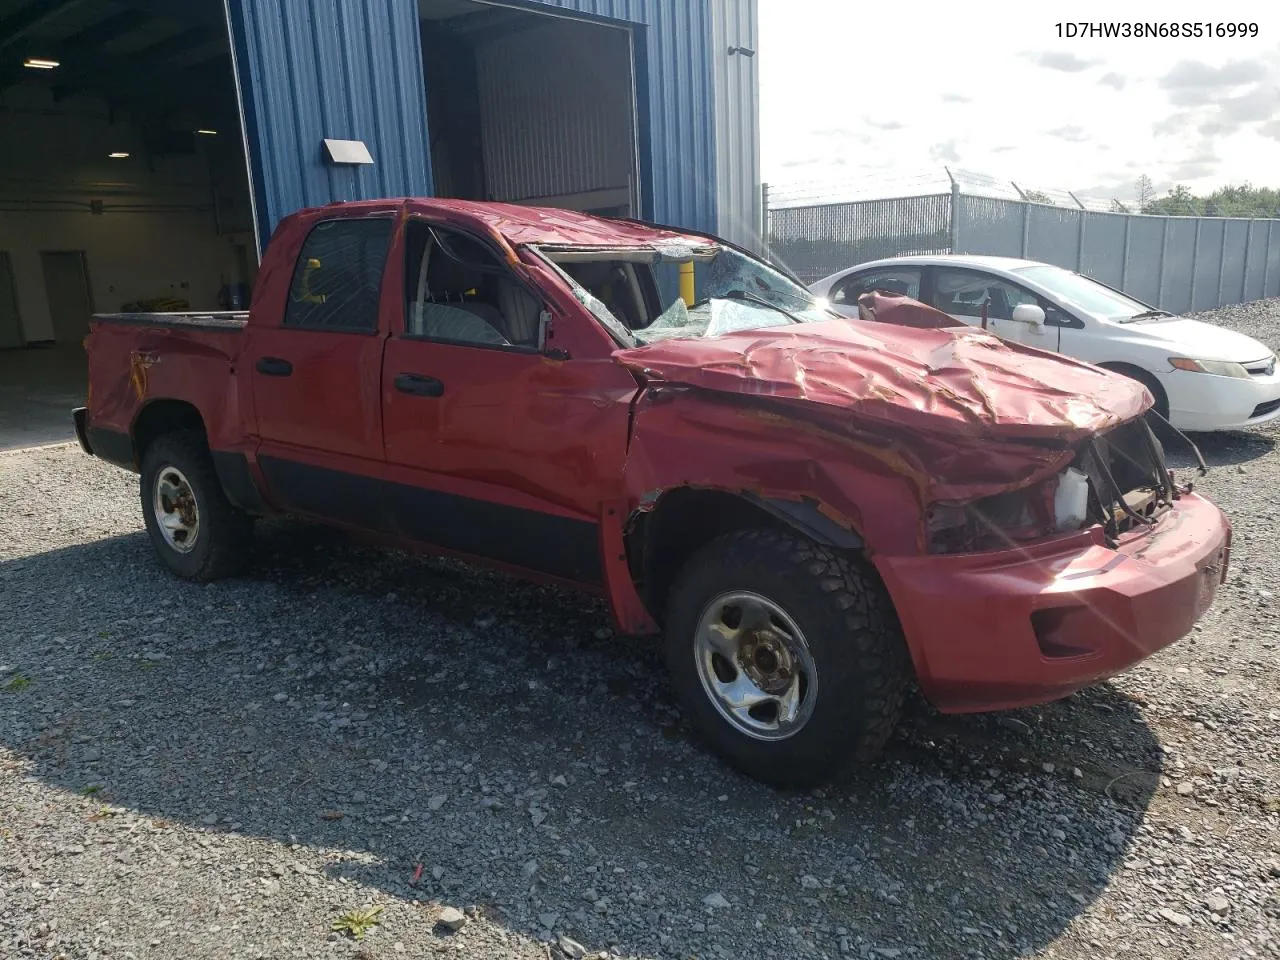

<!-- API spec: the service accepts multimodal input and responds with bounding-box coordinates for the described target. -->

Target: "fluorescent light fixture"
[195,129,218,136]
[23,57,60,69]
[108,152,130,159]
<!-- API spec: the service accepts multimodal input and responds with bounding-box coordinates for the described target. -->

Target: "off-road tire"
[140,431,253,581]
[664,528,911,788]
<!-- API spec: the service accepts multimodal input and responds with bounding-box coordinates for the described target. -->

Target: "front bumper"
[875,493,1230,713]
[1163,367,1280,431]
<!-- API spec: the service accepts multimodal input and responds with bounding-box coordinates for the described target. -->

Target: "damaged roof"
[312,198,716,250]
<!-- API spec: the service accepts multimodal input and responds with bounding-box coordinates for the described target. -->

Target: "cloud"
[992,145,1017,153]
[1100,72,1127,90]
[929,140,960,163]
[811,127,873,144]
[1159,60,1269,106]
[1047,125,1090,143]
[1168,153,1220,180]
[1161,59,1268,92]
[1221,85,1280,124]
[1154,84,1280,139]
[1153,112,1192,136]
[941,93,970,104]
[1025,51,1101,72]
[1260,119,1280,141]
[864,118,904,131]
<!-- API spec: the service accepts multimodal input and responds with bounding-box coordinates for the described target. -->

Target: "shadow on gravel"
[1171,428,1276,468]
[0,523,1163,959]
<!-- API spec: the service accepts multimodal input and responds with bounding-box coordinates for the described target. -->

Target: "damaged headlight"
[1053,467,1090,532]
[926,468,1092,555]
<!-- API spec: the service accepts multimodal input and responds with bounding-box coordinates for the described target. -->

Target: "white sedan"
[811,254,1280,432]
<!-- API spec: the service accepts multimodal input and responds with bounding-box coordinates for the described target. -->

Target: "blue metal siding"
[229,0,716,248]
[226,0,431,246]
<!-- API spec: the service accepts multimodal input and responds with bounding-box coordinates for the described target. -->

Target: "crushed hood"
[614,318,1149,441]
[614,317,1152,503]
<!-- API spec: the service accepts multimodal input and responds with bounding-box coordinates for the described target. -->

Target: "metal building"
[231,0,761,253]
[0,0,760,358]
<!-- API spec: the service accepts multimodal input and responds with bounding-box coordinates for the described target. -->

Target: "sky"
[758,0,1280,207]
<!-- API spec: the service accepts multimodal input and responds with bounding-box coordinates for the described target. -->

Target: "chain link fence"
[765,182,1280,312]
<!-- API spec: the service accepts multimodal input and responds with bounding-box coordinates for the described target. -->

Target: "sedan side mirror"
[1012,304,1046,327]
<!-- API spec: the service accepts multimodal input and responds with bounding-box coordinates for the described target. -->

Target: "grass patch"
[331,905,384,941]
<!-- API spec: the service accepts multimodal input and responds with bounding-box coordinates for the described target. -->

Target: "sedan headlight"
[1168,357,1251,379]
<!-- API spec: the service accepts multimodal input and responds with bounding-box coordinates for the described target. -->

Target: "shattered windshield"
[539,243,833,346]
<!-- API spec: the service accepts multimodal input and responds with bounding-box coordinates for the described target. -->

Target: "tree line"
[1135,175,1280,218]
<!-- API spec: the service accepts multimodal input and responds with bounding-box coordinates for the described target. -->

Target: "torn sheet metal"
[854,291,959,330]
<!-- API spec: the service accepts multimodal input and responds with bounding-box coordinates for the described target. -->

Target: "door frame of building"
[38,250,94,347]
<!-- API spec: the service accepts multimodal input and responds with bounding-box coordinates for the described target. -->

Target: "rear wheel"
[140,431,253,581]
[664,528,910,788]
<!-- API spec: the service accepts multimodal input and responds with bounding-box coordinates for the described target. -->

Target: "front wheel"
[664,529,911,788]
[140,431,253,581]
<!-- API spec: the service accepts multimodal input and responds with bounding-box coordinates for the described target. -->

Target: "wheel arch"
[1097,361,1170,419]
[131,399,209,464]
[626,486,865,625]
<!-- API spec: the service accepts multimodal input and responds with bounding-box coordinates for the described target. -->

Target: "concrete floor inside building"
[0,347,86,452]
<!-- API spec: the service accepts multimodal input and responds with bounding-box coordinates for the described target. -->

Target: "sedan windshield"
[1012,264,1153,321]
[540,244,833,346]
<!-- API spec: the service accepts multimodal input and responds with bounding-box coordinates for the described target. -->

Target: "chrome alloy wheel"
[693,591,818,741]
[152,465,200,554]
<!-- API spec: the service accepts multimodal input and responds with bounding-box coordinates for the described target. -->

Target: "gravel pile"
[2,300,1279,960]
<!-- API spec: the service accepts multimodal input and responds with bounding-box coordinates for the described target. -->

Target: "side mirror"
[1012,304,1046,327]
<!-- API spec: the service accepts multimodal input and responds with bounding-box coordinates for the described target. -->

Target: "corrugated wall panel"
[226,0,431,247]
[474,17,635,205]
[709,0,759,252]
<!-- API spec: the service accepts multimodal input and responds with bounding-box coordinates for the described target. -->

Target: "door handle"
[394,373,445,398]
[256,357,293,377]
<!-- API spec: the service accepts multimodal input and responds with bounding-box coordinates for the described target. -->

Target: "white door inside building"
[40,252,94,347]
[0,253,22,349]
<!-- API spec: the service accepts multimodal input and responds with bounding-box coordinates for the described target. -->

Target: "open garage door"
[0,0,256,353]
[419,0,641,218]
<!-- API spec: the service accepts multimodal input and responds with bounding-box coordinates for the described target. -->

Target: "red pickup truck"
[74,199,1231,787]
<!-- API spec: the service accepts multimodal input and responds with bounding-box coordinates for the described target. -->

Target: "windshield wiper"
[722,289,806,325]
[1124,309,1175,322]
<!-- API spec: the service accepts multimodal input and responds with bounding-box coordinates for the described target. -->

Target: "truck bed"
[92,311,249,331]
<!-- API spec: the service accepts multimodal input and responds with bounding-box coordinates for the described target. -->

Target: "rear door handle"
[394,374,445,398]
[256,357,293,377]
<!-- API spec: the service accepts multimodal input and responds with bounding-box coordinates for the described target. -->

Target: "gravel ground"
[2,300,1279,960]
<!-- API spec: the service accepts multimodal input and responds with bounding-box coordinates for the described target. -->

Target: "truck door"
[378,218,637,585]
[248,215,395,525]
